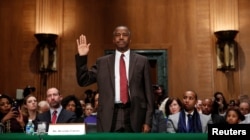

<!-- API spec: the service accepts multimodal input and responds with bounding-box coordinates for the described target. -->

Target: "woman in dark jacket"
[0,94,25,133]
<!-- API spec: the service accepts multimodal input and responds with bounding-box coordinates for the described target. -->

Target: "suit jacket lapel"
[129,52,136,82]
[45,111,51,123]
[57,109,66,123]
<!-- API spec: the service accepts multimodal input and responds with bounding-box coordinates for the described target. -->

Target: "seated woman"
[61,95,84,123]
[21,94,39,131]
[0,94,25,133]
[165,97,183,120]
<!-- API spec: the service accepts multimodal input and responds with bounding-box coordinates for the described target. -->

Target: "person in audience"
[239,100,250,116]
[61,95,84,122]
[75,25,154,132]
[36,87,76,131]
[93,90,99,114]
[238,94,249,102]
[225,107,245,124]
[213,92,228,116]
[195,99,202,113]
[84,89,95,105]
[201,98,226,124]
[23,85,36,99]
[37,100,50,114]
[151,90,167,133]
[21,94,39,130]
[153,85,167,109]
[166,90,210,133]
[79,99,86,117]
[0,94,25,133]
[165,97,183,120]
[238,100,250,124]
[228,99,240,109]
[84,103,97,124]
[151,109,166,133]
[158,97,169,118]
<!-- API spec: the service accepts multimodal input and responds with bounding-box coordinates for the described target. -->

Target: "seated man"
[36,87,76,131]
[201,98,226,124]
[167,90,210,133]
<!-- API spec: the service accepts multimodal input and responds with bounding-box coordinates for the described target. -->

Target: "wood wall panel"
[1,0,250,102]
[238,0,250,95]
[0,0,38,99]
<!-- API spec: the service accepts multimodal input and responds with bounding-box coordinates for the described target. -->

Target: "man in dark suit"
[167,90,210,133]
[37,87,76,131]
[75,26,154,132]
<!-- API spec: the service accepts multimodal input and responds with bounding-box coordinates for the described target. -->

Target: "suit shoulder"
[132,52,148,59]
[97,54,113,61]
[61,109,75,115]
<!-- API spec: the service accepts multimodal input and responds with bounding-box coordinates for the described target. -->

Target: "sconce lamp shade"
[34,33,58,72]
[214,30,238,72]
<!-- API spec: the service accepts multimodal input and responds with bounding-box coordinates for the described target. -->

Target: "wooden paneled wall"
[1,0,250,102]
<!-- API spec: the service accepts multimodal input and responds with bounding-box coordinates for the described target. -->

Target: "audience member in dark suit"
[201,98,226,124]
[36,87,76,131]
[166,90,210,133]
[75,26,154,132]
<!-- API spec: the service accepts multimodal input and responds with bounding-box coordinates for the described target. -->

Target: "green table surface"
[0,133,207,140]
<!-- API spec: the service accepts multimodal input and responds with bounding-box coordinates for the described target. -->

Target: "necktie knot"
[53,110,57,115]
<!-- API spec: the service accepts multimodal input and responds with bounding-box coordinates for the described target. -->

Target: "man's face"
[201,99,213,115]
[113,26,131,52]
[183,91,197,112]
[46,88,61,108]
[239,102,250,115]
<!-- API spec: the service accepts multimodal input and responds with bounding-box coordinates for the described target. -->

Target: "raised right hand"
[76,34,91,56]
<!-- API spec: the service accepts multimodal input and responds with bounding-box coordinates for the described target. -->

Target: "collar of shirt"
[50,105,62,115]
[185,110,194,116]
[115,49,130,59]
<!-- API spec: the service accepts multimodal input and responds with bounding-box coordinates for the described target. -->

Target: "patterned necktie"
[51,110,57,124]
[187,114,193,132]
[120,54,129,104]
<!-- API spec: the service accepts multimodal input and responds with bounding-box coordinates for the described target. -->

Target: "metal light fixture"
[34,33,58,72]
[34,33,58,86]
[214,30,238,72]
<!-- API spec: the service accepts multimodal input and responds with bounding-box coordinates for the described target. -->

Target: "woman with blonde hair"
[21,94,39,129]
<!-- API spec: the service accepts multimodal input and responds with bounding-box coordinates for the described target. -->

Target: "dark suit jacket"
[166,111,210,133]
[151,109,166,133]
[75,52,154,132]
[211,113,226,124]
[36,109,76,131]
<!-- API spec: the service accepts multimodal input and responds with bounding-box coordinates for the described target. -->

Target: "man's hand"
[142,124,151,133]
[76,34,91,56]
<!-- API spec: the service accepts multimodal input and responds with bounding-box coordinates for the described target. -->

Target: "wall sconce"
[34,33,58,72]
[34,33,58,86]
[214,30,238,72]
